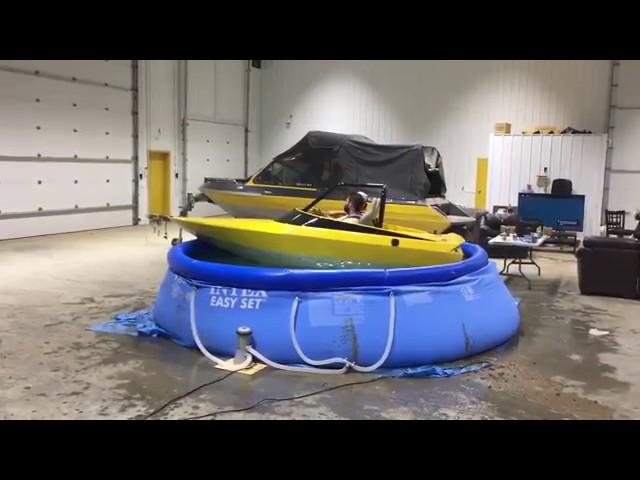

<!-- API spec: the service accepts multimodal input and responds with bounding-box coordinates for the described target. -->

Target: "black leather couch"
[576,236,640,300]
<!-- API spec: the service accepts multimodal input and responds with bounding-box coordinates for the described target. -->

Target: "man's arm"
[360,198,381,226]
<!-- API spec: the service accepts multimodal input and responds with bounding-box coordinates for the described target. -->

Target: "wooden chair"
[605,210,627,237]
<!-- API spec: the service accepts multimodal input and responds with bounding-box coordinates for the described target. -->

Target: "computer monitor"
[517,193,585,232]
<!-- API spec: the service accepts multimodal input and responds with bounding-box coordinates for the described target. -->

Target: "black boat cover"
[258,131,446,199]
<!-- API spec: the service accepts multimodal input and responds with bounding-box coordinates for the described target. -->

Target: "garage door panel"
[0,125,132,160]
[0,71,132,159]
[187,60,216,119]
[0,61,135,238]
[214,60,245,125]
[185,120,244,217]
[0,70,132,113]
[0,209,133,241]
[0,162,132,213]
[0,110,133,152]
[615,61,640,108]
[611,109,640,171]
[36,122,132,159]
[0,60,131,89]
[186,120,244,193]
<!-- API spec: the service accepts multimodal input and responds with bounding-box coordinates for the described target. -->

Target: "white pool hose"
[189,286,396,374]
[288,296,354,367]
[189,288,253,372]
[288,292,396,372]
[246,346,349,375]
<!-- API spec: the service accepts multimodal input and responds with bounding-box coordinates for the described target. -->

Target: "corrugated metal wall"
[488,134,607,236]
[607,60,640,225]
[259,60,610,206]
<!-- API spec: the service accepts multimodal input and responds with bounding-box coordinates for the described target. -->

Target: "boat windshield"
[276,205,432,242]
[253,151,337,188]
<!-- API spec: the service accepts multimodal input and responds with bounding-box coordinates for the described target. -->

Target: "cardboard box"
[494,122,511,134]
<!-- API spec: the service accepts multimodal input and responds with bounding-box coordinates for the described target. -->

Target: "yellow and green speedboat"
[198,131,476,236]
[172,183,465,269]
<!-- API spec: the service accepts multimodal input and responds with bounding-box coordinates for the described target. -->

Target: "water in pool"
[187,241,401,270]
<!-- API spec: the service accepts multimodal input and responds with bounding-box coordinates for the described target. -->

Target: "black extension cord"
[180,376,385,420]
[141,371,386,420]
[142,370,237,420]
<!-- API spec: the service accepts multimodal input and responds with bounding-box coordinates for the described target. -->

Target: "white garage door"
[185,60,246,217]
[0,60,136,240]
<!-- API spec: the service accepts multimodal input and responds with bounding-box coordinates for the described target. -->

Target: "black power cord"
[142,363,489,420]
[180,376,386,420]
[142,370,237,420]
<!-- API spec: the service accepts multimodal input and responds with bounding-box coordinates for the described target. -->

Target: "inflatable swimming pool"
[153,240,520,371]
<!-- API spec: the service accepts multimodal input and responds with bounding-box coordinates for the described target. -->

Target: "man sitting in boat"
[327,192,380,225]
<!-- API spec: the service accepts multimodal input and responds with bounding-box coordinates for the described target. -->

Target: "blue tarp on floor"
[91,308,492,379]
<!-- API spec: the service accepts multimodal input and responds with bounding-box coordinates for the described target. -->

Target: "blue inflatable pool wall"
[153,240,520,368]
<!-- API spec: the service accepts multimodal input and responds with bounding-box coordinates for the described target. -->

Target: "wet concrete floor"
[1,225,639,419]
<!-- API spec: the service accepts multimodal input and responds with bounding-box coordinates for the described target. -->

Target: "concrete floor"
[1,224,640,420]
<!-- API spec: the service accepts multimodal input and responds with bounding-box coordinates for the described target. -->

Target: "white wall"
[138,60,260,219]
[488,134,608,236]
[607,60,640,225]
[138,59,181,220]
[259,60,610,206]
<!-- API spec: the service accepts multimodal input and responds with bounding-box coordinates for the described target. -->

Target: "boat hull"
[172,217,464,269]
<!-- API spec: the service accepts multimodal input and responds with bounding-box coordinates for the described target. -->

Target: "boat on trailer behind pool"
[198,131,477,236]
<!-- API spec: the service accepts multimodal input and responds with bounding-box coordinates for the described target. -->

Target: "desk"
[488,235,548,289]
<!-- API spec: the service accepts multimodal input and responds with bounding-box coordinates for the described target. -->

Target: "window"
[254,152,335,188]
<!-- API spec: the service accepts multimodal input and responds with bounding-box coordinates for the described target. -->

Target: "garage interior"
[2,60,639,420]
